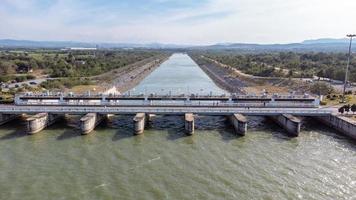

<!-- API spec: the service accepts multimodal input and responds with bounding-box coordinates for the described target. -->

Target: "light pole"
[342,34,356,103]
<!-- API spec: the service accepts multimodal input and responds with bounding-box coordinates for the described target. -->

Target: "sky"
[0,0,356,45]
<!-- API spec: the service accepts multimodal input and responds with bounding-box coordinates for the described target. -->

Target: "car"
[14,84,19,88]
[29,81,37,85]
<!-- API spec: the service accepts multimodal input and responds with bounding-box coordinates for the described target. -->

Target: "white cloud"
[0,0,355,44]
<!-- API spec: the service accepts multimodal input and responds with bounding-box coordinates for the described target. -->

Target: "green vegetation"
[40,78,92,90]
[338,104,356,114]
[0,74,35,83]
[196,51,356,81]
[310,82,334,95]
[0,49,166,92]
[0,93,14,104]
[0,49,163,79]
[324,91,356,106]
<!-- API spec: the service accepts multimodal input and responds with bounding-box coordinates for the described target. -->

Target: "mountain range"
[0,38,353,52]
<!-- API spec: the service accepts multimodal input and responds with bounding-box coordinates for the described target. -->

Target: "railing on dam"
[15,92,320,108]
[15,101,317,108]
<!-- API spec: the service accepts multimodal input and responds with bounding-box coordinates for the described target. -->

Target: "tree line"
[0,50,165,79]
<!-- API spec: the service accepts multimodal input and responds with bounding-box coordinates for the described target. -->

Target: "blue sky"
[0,0,355,44]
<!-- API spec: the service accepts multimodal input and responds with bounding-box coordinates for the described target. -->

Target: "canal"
[0,53,355,200]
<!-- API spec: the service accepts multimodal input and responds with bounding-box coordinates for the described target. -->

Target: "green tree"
[29,59,39,70]
[310,82,334,95]
[338,106,344,114]
[351,104,356,114]
[316,70,325,78]
[344,104,351,113]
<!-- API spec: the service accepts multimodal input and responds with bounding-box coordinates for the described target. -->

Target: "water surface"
[131,53,226,95]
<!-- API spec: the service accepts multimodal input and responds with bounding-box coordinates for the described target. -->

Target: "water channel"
[0,53,355,200]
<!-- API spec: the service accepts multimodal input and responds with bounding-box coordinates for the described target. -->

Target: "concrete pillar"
[271,114,301,137]
[145,114,155,122]
[26,113,60,134]
[105,114,115,121]
[80,113,103,135]
[145,114,155,126]
[227,114,247,135]
[0,114,19,125]
[184,113,195,135]
[133,113,146,135]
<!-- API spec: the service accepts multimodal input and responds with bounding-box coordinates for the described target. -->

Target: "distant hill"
[0,39,95,48]
[0,38,354,52]
[0,39,190,49]
[302,38,349,44]
[199,38,353,52]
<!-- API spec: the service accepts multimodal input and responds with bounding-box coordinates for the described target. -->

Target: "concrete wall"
[185,113,195,135]
[26,113,60,134]
[228,114,247,135]
[271,114,301,137]
[80,113,103,135]
[316,114,356,140]
[0,114,18,125]
[133,113,146,135]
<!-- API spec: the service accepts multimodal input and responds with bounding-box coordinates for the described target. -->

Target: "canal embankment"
[190,55,247,94]
[93,54,171,94]
[191,55,311,95]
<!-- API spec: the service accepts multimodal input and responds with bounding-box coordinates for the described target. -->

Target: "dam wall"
[316,114,356,140]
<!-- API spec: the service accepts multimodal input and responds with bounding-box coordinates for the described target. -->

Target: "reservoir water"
[0,54,355,200]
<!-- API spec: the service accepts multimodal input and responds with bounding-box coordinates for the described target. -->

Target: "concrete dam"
[0,93,354,140]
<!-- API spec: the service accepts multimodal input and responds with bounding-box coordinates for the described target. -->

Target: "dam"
[1,92,353,138]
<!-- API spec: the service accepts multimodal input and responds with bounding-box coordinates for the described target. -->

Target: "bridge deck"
[0,105,333,116]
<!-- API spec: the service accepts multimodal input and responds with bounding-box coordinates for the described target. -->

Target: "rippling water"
[0,54,355,200]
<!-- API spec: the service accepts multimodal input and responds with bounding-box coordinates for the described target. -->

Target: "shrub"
[320,101,327,106]
[338,106,344,114]
[351,104,356,113]
[310,82,334,95]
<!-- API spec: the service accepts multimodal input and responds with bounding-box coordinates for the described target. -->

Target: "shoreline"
[191,55,310,95]
[190,55,247,94]
[115,55,170,93]
[91,54,171,94]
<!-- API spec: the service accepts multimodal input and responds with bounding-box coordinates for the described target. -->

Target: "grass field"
[69,85,105,93]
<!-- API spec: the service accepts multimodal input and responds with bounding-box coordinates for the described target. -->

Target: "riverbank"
[96,54,170,93]
[190,55,247,94]
[191,55,312,95]
[69,54,171,94]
